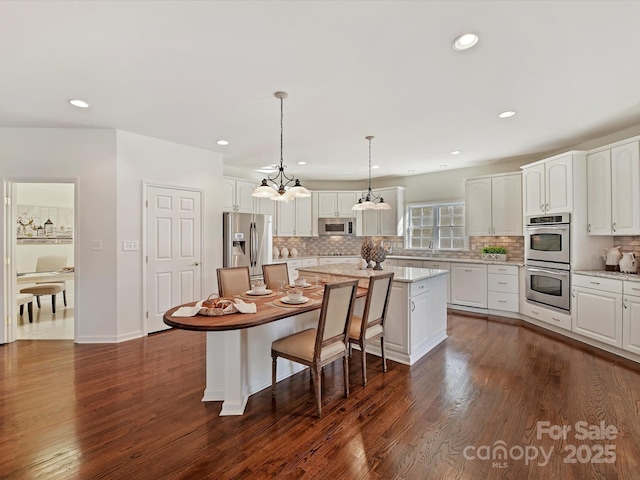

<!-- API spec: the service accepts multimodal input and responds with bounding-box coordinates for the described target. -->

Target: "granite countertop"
[573,270,640,283]
[387,254,524,267]
[297,263,448,283]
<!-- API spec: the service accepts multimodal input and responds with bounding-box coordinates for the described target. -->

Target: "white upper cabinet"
[317,192,357,217]
[465,173,522,236]
[222,177,255,213]
[522,154,574,216]
[361,187,405,236]
[277,196,312,237]
[588,141,640,235]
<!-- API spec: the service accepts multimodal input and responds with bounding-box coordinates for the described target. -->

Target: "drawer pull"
[590,281,601,285]
[531,310,539,315]
[552,317,560,322]
[498,300,507,303]
[498,282,507,285]
[633,287,640,291]
[464,269,473,272]
[498,268,506,271]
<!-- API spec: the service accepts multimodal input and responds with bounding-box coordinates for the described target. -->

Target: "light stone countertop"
[387,254,524,267]
[573,270,640,283]
[297,263,448,283]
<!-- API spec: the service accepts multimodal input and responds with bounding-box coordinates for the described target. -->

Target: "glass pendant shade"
[252,180,278,198]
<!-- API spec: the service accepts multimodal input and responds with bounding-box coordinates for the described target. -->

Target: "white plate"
[291,283,312,288]
[245,289,272,296]
[281,296,309,304]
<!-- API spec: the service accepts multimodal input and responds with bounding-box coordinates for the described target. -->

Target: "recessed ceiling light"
[440,165,448,168]
[452,33,479,51]
[297,161,306,165]
[216,140,229,146]
[372,165,380,169]
[68,99,90,108]
[450,150,462,155]
[498,110,516,118]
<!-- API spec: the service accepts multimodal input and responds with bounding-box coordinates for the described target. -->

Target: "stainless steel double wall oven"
[525,213,571,311]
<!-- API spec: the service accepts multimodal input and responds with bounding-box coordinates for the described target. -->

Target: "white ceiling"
[2,1,640,181]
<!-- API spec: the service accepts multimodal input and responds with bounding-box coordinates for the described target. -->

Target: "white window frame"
[405,201,467,251]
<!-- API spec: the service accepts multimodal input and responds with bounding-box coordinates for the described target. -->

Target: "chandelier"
[252,91,310,202]
[352,136,391,211]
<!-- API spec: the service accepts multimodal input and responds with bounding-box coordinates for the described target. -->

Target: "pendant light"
[252,91,310,202]
[352,136,391,211]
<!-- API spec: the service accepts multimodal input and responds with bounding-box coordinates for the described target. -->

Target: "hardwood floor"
[2,312,640,479]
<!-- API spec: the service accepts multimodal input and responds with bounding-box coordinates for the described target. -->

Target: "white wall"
[115,131,223,339]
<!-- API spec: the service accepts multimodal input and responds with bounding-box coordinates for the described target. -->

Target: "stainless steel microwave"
[319,218,355,236]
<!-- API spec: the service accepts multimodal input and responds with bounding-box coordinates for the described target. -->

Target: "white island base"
[298,264,449,366]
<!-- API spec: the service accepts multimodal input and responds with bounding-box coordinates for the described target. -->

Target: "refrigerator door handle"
[250,222,257,268]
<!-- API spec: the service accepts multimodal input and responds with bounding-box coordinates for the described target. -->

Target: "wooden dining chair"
[20,255,68,313]
[262,263,289,291]
[271,279,359,417]
[348,272,394,386]
[216,266,251,297]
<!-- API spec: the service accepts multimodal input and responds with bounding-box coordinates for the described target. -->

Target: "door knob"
[193,262,200,266]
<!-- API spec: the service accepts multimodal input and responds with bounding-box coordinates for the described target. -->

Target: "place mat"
[238,291,279,299]
[270,297,320,308]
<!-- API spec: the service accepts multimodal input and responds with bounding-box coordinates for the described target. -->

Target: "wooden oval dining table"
[163,284,367,415]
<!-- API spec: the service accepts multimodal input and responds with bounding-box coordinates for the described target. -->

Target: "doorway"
[9,182,76,341]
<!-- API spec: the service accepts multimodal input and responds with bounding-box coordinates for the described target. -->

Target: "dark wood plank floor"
[2,312,640,479]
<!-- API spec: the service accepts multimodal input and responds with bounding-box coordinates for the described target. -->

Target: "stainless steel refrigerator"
[223,212,273,280]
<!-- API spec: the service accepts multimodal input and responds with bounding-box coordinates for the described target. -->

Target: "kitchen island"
[297,263,449,366]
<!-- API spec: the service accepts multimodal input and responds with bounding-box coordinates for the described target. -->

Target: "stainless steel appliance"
[223,212,272,279]
[525,213,571,265]
[525,263,571,311]
[318,218,355,236]
[525,213,571,311]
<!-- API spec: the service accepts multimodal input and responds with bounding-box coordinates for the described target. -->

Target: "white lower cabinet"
[571,275,623,348]
[522,301,572,331]
[623,283,640,355]
[487,264,519,313]
[450,263,487,308]
[396,259,424,268]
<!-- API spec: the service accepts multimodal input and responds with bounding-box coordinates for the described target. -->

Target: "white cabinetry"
[276,196,312,237]
[587,141,640,235]
[222,177,255,213]
[465,173,522,236]
[317,192,357,218]
[361,187,405,236]
[318,257,359,265]
[450,263,487,308]
[255,197,277,236]
[487,264,519,313]
[522,301,572,331]
[572,275,622,348]
[522,154,574,215]
[623,282,640,355]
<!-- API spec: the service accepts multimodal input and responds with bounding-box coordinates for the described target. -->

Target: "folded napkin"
[171,298,256,317]
[233,298,257,314]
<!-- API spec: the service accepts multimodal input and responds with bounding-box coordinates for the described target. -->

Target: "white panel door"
[465,178,492,236]
[147,186,202,333]
[611,142,640,235]
[545,155,573,214]
[522,165,545,216]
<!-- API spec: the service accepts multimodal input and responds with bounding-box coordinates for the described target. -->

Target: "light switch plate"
[90,240,103,251]
[123,241,139,251]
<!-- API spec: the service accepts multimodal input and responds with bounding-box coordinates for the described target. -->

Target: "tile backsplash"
[273,235,524,262]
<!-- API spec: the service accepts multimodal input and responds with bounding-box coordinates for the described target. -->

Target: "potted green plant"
[481,246,507,261]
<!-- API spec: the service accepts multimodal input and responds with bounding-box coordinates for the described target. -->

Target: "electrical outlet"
[123,241,139,251]
[90,240,103,251]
